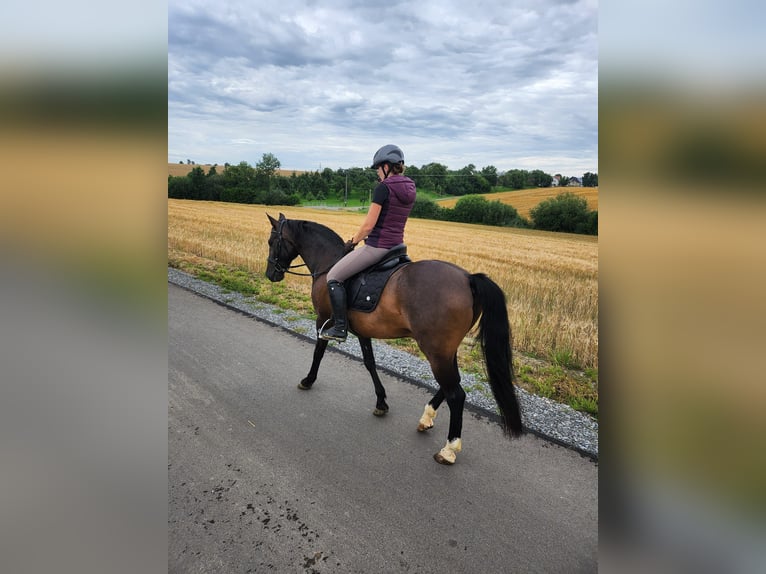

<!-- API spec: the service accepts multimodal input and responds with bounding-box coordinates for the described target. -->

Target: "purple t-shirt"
[365,175,417,249]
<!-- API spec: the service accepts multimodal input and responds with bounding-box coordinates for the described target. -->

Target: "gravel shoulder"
[168,267,598,459]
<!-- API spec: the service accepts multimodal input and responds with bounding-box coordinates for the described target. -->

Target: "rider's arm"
[351,202,382,245]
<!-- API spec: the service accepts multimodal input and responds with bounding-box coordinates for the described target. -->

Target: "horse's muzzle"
[265,267,284,282]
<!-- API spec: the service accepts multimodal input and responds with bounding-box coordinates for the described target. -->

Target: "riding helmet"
[371,144,404,169]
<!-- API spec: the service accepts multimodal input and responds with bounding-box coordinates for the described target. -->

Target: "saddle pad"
[346,257,411,313]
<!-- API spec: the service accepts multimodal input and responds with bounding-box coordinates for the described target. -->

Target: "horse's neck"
[295,224,343,275]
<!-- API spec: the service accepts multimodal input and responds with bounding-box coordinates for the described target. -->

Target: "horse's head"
[265,213,299,282]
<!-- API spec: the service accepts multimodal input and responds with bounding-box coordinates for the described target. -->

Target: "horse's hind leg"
[416,354,455,431]
[359,337,389,416]
[298,337,329,390]
[426,353,466,465]
[417,389,444,431]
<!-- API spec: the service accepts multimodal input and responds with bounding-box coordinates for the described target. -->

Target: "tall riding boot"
[320,280,348,341]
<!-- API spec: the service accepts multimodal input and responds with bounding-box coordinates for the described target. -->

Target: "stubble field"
[436,187,599,219]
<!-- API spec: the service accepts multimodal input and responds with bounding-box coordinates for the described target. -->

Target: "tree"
[205,173,224,201]
[255,153,281,194]
[256,153,281,176]
[224,161,255,186]
[444,171,491,196]
[168,175,192,199]
[528,169,553,187]
[406,164,421,182]
[582,172,598,187]
[499,169,528,189]
[418,162,448,194]
[188,166,206,199]
[480,165,498,187]
[221,161,257,203]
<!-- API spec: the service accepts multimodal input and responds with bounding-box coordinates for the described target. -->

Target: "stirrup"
[318,318,347,341]
[319,326,347,341]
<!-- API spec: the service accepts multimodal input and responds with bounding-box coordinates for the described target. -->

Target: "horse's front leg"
[298,329,329,390]
[358,337,389,416]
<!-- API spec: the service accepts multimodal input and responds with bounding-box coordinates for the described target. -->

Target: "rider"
[319,144,417,341]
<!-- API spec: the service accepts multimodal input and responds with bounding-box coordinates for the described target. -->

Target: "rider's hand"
[343,239,357,253]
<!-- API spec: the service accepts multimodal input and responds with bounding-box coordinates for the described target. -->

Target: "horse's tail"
[470,273,523,437]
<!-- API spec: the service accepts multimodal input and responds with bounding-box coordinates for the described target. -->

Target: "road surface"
[169,283,597,573]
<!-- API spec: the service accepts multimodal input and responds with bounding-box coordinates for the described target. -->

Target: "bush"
[451,195,527,227]
[484,201,526,227]
[530,192,596,235]
[410,197,445,220]
[220,186,256,204]
[452,195,488,223]
[261,189,300,206]
[579,211,598,235]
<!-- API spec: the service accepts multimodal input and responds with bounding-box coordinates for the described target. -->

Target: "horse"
[265,213,523,464]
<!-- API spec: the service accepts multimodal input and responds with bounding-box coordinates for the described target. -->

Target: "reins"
[271,260,317,277]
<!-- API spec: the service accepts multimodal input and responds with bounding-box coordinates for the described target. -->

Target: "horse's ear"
[267,213,278,229]
[278,212,286,221]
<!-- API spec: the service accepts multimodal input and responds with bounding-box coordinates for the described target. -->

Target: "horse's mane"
[295,219,344,247]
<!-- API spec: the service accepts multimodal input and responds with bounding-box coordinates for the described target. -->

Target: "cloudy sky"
[168,0,597,176]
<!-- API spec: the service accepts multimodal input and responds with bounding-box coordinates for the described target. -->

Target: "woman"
[320,144,417,341]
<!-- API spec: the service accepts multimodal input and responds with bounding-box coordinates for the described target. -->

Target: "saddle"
[345,244,411,313]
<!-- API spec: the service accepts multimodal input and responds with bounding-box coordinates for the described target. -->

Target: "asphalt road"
[169,283,598,573]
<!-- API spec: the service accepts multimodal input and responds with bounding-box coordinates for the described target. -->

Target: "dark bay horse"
[265,213,523,464]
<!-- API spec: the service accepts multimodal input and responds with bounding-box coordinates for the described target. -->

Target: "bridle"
[267,218,333,277]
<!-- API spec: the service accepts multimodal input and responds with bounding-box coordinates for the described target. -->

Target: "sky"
[168,0,598,176]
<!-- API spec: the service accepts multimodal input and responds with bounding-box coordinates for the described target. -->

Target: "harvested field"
[437,187,598,218]
[168,200,598,371]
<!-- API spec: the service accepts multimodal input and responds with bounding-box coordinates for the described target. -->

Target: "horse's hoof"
[433,452,455,465]
[433,439,461,464]
[297,382,312,390]
[417,405,437,432]
[373,408,388,417]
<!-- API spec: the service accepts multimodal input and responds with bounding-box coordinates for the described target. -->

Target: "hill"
[436,187,598,219]
[168,163,308,178]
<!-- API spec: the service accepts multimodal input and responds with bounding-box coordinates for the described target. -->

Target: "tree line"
[168,153,597,235]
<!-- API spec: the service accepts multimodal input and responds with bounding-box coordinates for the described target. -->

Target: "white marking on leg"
[417,404,437,431]
[436,438,462,464]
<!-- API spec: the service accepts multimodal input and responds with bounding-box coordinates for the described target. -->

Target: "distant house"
[568,177,582,187]
[552,174,562,187]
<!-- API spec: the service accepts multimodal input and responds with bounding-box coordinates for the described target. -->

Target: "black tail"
[470,273,523,437]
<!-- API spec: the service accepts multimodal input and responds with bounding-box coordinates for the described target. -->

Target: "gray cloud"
[169,0,598,175]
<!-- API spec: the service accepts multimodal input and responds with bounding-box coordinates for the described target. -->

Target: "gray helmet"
[371,144,404,168]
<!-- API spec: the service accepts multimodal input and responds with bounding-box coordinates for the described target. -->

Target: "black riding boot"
[320,280,348,341]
